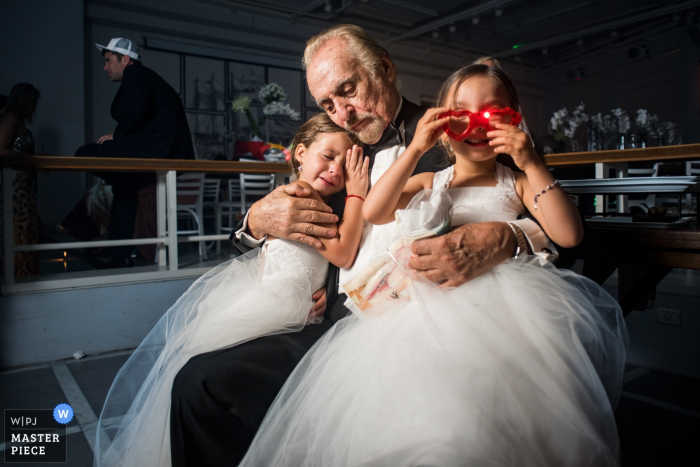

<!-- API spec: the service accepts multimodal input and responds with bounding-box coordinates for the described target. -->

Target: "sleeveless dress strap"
[431,166,455,190]
[494,163,521,205]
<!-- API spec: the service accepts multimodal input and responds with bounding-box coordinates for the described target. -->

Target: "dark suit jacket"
[110,62,194,160]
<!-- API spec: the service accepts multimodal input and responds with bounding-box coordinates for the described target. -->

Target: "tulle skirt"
[241,258,628,467]
[94,247,319,467]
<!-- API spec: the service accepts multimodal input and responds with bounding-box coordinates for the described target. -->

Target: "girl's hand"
[488,123,543,173]
[407,107,451,155]
[344,144,370,198]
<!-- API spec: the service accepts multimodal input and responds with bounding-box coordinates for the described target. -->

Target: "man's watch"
[507,223,532,258]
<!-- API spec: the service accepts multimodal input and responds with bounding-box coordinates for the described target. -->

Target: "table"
[580,221,700,316]
[544,144,700,316]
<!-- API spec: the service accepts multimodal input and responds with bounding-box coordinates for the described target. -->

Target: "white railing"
[1,156,290,294]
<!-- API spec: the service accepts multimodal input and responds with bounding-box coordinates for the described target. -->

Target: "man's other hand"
[309,287,327,319]
[248,183,339,249]
[97,133,114,144]
[409,222,516,288]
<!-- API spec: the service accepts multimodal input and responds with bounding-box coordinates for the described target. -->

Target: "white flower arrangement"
[262,101,300,120]
[609,108,630,134]
[635,109,649,128]
[258,83,286,105]
[548,103,588,150]
[231,95,252,113]
[589,113,604,133]
[232,82,301,140]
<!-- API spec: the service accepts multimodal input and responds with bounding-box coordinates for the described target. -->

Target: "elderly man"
[170,24,555,466]
[76,38,194,267]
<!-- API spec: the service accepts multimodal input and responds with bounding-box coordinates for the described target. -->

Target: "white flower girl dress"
[94,239,329,467]
[240,164,628,467]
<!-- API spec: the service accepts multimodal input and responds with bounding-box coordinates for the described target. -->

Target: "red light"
[483,111,490,118]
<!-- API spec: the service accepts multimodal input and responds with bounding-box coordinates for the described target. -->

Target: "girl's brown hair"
[3,83,41,123]
[434,64,521,164]
[289,112,361,176]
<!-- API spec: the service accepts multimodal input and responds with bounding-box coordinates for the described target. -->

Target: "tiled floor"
[1,353,699,466]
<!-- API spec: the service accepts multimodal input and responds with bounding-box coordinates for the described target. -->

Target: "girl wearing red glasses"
[241,65,626,467]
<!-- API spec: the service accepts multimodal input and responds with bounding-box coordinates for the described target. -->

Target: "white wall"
[0,278,195,368]
[0,0,86,226]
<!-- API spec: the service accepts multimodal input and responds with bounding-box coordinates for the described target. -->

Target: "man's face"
[103,52,129,82]
[307,39,398,145]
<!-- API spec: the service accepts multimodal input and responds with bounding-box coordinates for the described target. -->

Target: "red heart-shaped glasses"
[439,108,522,141]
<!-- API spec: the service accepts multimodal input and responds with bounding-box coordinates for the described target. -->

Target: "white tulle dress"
[93,239,329,467]
[240,164,629,467]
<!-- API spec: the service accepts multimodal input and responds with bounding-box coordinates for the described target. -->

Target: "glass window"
[187,113,226,159]
[186,56,225,111]
[229,62,265,102]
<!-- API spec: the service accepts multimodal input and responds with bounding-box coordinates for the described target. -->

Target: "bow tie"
[368,122,403,156]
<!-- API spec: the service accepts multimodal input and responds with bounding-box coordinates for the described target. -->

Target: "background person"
[0,83,46,276]
[75,38,194,267]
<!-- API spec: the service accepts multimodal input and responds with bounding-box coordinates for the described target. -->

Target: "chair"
[215,172,275,254]
[173,173,207,260]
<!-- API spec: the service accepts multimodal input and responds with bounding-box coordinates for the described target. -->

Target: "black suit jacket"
[110,62,194,160]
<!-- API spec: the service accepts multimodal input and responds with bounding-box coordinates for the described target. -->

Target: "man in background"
[75,38,194,266]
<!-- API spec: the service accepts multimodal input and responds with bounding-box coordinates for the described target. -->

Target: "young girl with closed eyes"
[241,65,628,467]
[94,113,369,467]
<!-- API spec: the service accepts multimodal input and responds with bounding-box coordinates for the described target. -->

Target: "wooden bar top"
[0,155,291,174]
[2,143,699,171]
[543,143,700,166]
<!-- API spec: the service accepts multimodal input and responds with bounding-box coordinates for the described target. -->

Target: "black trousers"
[170,295,350,466]
[75,143,154,260]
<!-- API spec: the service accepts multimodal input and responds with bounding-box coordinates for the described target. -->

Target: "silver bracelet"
[533,180,559,210]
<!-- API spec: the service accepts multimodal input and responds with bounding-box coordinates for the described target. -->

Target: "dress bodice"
[432,163,525,225]
[12,130,35,155]
[262,239,328,293]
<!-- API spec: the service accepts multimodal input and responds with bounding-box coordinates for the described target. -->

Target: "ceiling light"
[324,0,331,12]
[472,16,480,25]
[432,30,439,38]
[514,55,521,62]
[449,24,456,33]
[495,8,503,17]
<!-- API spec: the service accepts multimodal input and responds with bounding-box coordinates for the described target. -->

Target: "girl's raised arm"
[488,122,583,248]
[297,145,369,268]
[364,108,449,225]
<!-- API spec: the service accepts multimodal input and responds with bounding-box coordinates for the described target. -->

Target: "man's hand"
[409,222,516,288]
[309,287,328,319]
[248,183,339,249]
[97,133,114,145]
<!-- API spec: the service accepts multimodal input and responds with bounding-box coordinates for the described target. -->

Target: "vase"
[617,134,625,150]
[587,128,602,151]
